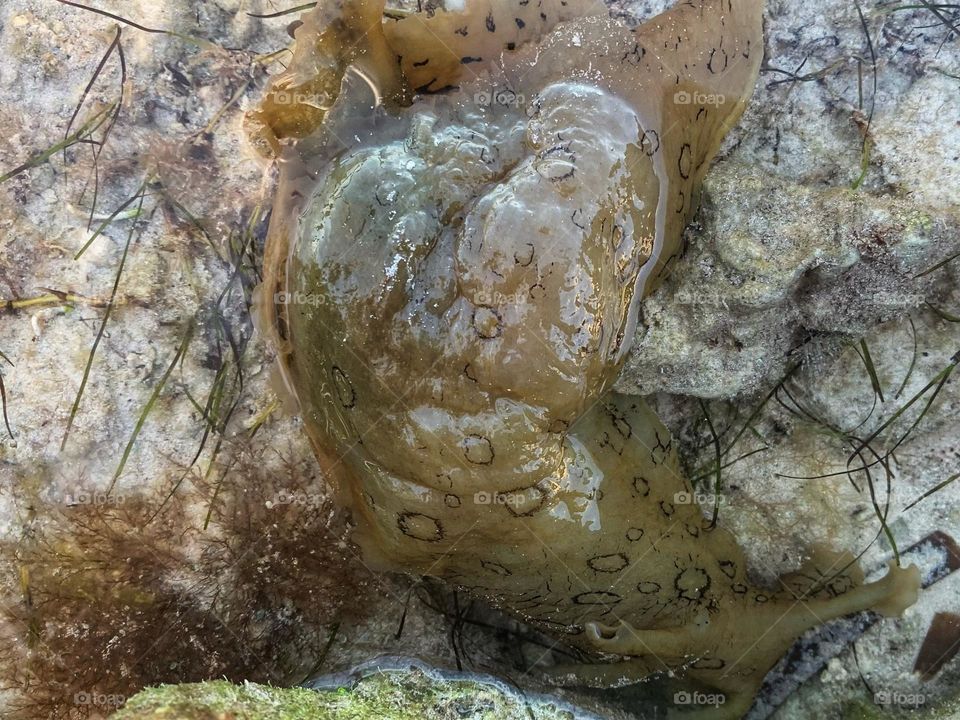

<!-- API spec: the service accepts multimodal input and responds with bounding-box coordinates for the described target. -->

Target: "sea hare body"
[252,0,921,715]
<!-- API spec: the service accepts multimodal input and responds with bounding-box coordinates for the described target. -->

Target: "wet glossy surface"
[252,1,921,715]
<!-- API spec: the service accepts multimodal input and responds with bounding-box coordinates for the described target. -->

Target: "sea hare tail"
[581,561,920,716]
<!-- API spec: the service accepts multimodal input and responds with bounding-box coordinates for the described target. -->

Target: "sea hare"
[249,0,921,715]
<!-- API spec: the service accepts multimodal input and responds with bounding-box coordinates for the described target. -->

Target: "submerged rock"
[113,660,610,720]
[615,162,959,399]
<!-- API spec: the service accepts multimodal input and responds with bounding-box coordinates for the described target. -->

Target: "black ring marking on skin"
[573,590,622,606]
[641,129,660,156]
[571,208,586,229]
[398,512,443,542]
[331,366,356,408]
[675,567,711,602]
[651,430,672,464]
[444,494,461,508]
[463,363,478,382]
[462,434,495,465]
[678,143,692,179]
[633,475,651,497]
[503,485,547,517]
[588,553,629,573]
[707,47,729,74]
[514,242,535,266]
[607,407,632,439]
[622,43,646,66]
[473,305,503,339]
[538,145,576,182]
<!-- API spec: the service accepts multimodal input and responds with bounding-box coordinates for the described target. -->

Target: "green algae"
[111,671,586,720]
